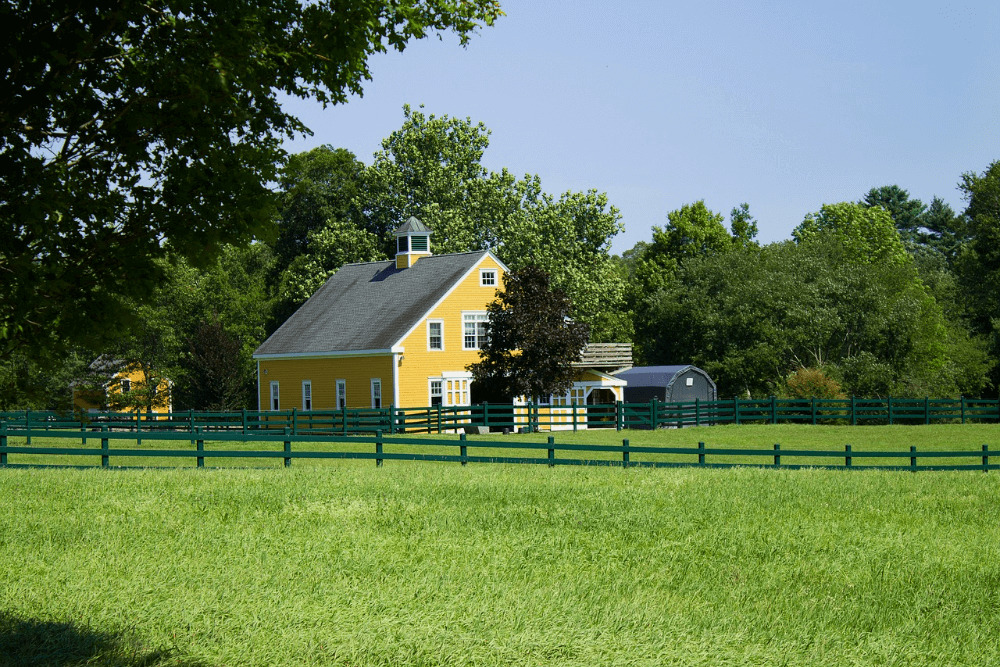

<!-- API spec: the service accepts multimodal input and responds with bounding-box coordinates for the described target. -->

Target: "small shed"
[615,365,717,404]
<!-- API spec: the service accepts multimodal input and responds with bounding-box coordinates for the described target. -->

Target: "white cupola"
[394,216,433,269]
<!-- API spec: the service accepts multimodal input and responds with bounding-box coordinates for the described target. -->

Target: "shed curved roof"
[614,365,714,390]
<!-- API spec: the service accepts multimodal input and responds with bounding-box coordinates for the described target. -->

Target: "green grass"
[1,443,1000,665]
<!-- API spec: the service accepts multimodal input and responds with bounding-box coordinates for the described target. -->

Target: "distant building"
[615,365,716,404]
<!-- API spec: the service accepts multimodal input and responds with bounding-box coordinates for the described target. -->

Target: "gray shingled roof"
[255,251,489,356]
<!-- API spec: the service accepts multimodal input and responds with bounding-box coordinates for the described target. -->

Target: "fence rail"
[0,426,996,473]
[1,396,998,437]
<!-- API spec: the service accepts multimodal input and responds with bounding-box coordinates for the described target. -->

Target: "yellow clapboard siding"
[396,255,503,406]
[258,356,393,410]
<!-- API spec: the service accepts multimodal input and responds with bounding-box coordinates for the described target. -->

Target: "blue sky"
[281,0,1000,254]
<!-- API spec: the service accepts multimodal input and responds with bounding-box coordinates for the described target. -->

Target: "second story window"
[427,320,443,350]
[463,312,489,350]
[480,269,497,286]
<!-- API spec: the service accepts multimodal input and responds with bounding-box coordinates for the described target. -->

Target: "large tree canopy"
[0,0,501,363]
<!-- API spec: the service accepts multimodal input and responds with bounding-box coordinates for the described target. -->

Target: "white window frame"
[121,378,131,393]
[429,379,443,407]
[480,268,497,287]
[427,319,444,351]
[462,311,489,350]
[270,381,280,411]
[302,380,312,411]
[371,378,382,409]
[336,379,346,409]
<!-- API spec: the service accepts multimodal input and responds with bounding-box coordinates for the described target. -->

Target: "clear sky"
[281,0,1000,254]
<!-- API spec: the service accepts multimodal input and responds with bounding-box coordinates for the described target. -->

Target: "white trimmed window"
[371,379,382,409]
[270,381,280,411]
[302,380,312,411]
[463,312,489,350]
[429,380,443,407]
[336,379,346,409]
[427,320,444,350]
[480,269,497,286]
[121,378,131,393]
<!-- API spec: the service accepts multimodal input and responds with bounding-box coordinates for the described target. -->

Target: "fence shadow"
[0,612,205,667]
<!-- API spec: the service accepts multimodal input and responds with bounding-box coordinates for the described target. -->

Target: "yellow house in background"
[253,218,625,422]
[72,357,172,416]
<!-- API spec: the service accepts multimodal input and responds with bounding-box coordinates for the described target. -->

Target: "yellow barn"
[253,218,624,425]
[72,357,172,416]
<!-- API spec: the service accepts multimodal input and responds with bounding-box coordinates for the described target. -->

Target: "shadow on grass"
[0,613,205,667]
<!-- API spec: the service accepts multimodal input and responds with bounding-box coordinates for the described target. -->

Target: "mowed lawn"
[2,427,1000,666]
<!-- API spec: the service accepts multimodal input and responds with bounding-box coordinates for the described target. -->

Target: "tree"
[272,146,368,272]
[358,106,628,341]
[467,266,590,402]
[957,160,1000,393]
[0,0,502,364]
[794,202,909,266]
[637,239,989,398]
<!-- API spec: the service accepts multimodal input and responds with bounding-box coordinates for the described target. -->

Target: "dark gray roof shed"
[255,251,490,356]
[615,365,717,403]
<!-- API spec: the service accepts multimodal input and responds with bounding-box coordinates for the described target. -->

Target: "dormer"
[394,216,433,269]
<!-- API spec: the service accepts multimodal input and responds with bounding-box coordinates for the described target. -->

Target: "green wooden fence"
[1,396,998,437]
[0,425,996,472]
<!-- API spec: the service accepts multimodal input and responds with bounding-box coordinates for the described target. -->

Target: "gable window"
[429,380,443,407]
[371,379,382,409]
[121,378,131,393]
[463,312,489,350]
[427,320,444,350]
[302,380,312,411]
[336,379,346,409]
[270,381,280,411]
[480,269,497,286]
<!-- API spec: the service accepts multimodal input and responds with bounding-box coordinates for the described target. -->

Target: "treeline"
[1,107,997,408]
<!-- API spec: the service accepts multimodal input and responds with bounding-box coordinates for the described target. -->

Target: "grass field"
[1,424,999,665]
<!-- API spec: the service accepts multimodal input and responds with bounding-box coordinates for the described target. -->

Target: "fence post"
[694,398,700,427]
[845,444,852,468]
[982,444,989,473]
[196,427,204,468]
[698,441,705,466]
[242,409,247,435]
[376,429,383,468]
[25,410,31,445]
[101,426,109,468]
[773,443,780,468]
[459,432,467,466]
[733,397,740,425]
[770,395,777,424]
[1,424,7,466]
[622,438,630,468]
[547,435,555,467]
[292,408,298,436]
[910,445,917,472]
[811,397,817,425]
[135,411,141,446]
[571,403,577,432]
[189,409,194,433]
[888,397,894,425]
[961,397,966,424]
[924,397,930,425]
[483,402,490,430]
[284,427,292,468]
[850,396,857,426]
[342,405,347,436]
[437,404,442,434]
[649,399,655,429]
